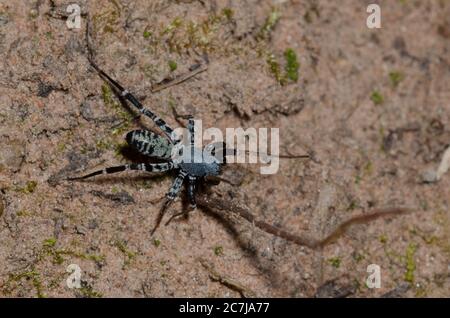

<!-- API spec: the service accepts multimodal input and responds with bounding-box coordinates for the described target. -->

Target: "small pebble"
[0,139,25,173]
[76,225,88,235]
[421,168,437,183]
[0,12,9,25]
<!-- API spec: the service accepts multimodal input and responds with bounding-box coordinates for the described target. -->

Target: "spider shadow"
[166,182,291,294]
[197,200,289,294]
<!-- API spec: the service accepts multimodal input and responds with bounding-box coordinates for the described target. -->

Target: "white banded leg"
[68,162,174,180]
[188,117,195,147]
[151,170,187,235]
[89,60,177,142]
[187,176,197,208]
[163,175,197,228]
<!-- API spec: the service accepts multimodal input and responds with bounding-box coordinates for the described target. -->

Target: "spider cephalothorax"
[70,60,226,232]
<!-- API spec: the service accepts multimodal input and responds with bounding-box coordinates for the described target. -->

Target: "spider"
[72,20,310,233]
[70,60,230,234]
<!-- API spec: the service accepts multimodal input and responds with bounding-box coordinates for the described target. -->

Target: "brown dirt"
[0,0,449,298]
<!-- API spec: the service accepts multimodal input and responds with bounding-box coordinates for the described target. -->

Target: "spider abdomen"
[126,130,173,159]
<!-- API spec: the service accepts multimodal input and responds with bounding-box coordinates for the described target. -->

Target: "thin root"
[151,63,208,93]
[199,258,256,298]
[196,194,414,249]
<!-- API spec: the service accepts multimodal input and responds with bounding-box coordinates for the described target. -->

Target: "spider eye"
[178,148,183,155]
[211,147,216,156]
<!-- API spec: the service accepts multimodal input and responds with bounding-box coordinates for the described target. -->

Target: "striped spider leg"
[88,59,180,143]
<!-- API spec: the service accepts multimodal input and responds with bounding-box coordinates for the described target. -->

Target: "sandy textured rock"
[0,0,449,298]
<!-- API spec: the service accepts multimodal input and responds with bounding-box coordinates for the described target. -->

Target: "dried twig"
[198,258,256,298]
[151,63,208,93]
[314,275,356,298]
[196,194,413,249]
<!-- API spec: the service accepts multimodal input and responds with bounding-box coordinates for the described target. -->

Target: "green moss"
[53,253,65,265]
[16,209,32,217]
[95,139,113,151]
[80,253,106,263]
[371,91,384,105]
[432,210,450,257]
[15,181,38,194]
[214,246,223,256]
[98,84,133,150]
[28,9,38,19]
[410,227,437,245]
[143,30,152,39]
[161,17,183,35]
[259,8,281,40]
[267,53,283,84]
[347,200,357,211]
[45,31,54,40]
[79,283,103,298]
[222,8,234,20]
[389,71,404,87]
[379,234,388,244]
[354,161,374,185]
[102,84,133,124]
[42,238,105,265]
[136,9,251,55]
[153,239,161,248]
[404,243,417,283]
[57,141,66,152]
[92,1,121,34]
[43,238,57,248]
[8,270,45,298]
[352,252,365,263]
[266,49,300,85]
[101,83,114,105]
[284,48,299,82]
[414,284,427,297]
[114,240,136,267]
[168,60,178,72]
[364,161,374,176]
[3,239,105,296]
[24,181,37,193]
[55,249,105,264]
[328,257,341,268]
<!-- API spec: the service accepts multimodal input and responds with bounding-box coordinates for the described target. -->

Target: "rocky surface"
[0,0,449,297]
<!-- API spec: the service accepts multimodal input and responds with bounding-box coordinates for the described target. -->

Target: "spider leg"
[187,176,197,208]
[68,163,174,180]
[167,170,187,201]
[188,117,195,147]
[164,175,197,228]
[88,60,178,142]
[187,116,197,163]
[150,170,187,235]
